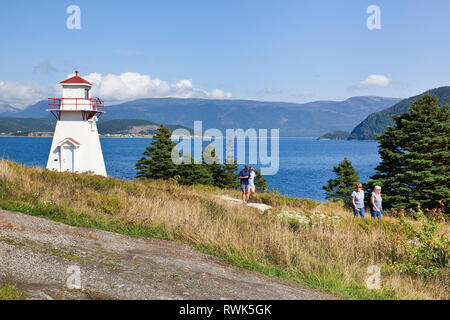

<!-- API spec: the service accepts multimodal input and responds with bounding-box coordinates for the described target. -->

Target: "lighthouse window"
[85,89,89,99]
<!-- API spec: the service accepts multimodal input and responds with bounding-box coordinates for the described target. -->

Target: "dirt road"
[0,209,337,300]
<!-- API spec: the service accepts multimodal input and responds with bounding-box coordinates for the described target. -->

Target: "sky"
[1,0,450,108]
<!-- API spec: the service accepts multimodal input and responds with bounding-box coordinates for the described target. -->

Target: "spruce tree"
[253,168,268,192]
[135,125,178,179]
[222,156,239,189]
[368,94,449,214]
[322,157,360,208]
[203,145,240,189]
[202,144,230,188]
[176,153,214,186]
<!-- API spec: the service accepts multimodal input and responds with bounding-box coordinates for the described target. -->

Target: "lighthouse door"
[62,146,75,172]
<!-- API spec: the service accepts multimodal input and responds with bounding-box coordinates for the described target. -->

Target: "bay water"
[0,137,380,201]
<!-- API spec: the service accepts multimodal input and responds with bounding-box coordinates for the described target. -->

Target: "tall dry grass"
[0,160,448,299]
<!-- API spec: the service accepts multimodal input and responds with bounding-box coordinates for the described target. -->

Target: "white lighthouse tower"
[46,71,107,176]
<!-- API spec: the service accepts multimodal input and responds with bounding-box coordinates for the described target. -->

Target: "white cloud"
[0,80,57,108]
[0,72,232,108]
[356,74,391,89]
[78,72,232,101]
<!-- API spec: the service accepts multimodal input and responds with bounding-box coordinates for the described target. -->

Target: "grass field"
[0,160,448,300]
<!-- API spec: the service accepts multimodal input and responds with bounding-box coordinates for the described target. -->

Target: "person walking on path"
[351,183,365,218]
[239,165,251,202]
[370,186,383,219]
[248,167,256,201]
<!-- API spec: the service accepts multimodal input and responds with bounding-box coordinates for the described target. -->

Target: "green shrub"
[86,191,124,215]
[78,174,120,191]
[287,218,301,232]
[123,183,143,196]
[392,207,449,277]
[204,200,228,219]
[255,192,318,210]
[102,196,124,215]
[194,184,221,193]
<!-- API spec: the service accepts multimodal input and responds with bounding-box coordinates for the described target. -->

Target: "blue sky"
[1,0,450,107]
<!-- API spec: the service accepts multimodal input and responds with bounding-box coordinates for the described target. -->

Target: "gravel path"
[217,195,273,212]
[0,209,337,300]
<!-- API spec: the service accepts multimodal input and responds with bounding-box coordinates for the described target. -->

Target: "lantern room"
[47,71,104,120]
[61,70,93,100]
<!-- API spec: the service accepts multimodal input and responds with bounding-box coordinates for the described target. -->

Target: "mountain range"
[348,86,450,140]
[0,102,20,114]
[0,96,400,137]
[0,118,191,136]
[97,119,192,135]
[0,117,55,135]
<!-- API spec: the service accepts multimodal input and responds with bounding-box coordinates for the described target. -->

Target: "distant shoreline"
[0,135,152,139]
[0,135,378,141]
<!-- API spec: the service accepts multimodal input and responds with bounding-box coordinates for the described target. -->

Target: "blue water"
[0,137,380,201]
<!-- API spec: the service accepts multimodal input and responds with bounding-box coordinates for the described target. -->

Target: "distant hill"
[0,117,191,136]
[97,119,192,135]
[103,97,400,137]
[0,103,20,114]
[0,100,48,118]
[0,117,55,134]
[0,96,400,137]
[317,131,350,140]
[348,86,450,140]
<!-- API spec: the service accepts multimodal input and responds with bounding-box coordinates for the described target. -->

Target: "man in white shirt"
[248,167,256,201]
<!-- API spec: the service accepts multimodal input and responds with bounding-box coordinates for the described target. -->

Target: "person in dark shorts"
[238,165,251,202]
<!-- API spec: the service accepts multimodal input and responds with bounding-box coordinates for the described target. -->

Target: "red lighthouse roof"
[60,71,93,86]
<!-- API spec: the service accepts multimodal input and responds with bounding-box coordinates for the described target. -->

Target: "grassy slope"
[0,160,448,300]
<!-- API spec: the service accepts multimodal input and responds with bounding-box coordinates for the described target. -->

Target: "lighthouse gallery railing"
[48,97,104,112]
[47,98,105,120]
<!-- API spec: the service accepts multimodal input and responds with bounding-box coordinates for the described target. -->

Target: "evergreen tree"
[253,168,268,192]
[202,144,230,188]
[135,125,178,179]
[176,153,214,186]
[368,94,450,214]
[222,156,240,189]
[322,157,360,208]
[202,144,240,189]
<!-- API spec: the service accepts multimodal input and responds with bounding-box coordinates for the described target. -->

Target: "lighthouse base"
[46,112,107,176]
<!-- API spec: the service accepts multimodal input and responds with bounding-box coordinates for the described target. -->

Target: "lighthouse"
[46,71,107,176]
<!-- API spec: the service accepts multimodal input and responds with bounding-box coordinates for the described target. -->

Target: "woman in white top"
[351,183,365,218]
[370,186,383,219]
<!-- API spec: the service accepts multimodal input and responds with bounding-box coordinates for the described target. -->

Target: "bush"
[86,192,124,215]
[392,206,449,277]
[254,192,318,209]
[204,200,228,219]
[322,157,360,208]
